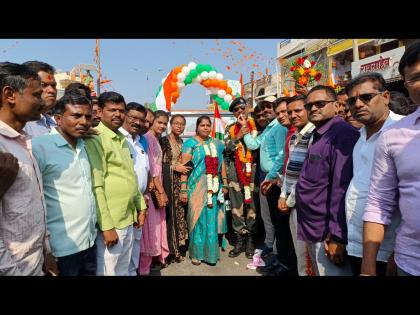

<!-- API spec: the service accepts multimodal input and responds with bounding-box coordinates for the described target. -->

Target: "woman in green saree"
[180,116,228,265]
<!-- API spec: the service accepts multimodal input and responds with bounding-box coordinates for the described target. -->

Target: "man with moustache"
[344,72,403,276]
[119,102,150,276]
[225,97,258,259]
[337,89,363,129]
[362,41,420,276]
[85,92,147,276]
[278,94,315,276]
[32,94,98,276]
[241,95,289,273]
[91,96,102,127]
[295,85,359,276]
[0,62,58,276]
[22,61,58,137]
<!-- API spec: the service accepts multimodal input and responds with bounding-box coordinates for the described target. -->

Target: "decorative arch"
[154,62,240,112]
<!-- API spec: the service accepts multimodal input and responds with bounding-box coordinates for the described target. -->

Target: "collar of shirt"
[267,118,279,128]
[49,127,84,150]
[119,126,139,143]
[0,119,22,138]
[0,119,31,148]
[97,122,126,142]
[299,122,315,136]
[359,110,404,141]
[44,114,56,128]
[314,115,342,136]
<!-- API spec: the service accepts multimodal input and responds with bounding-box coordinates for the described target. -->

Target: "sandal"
[191,258,201,266]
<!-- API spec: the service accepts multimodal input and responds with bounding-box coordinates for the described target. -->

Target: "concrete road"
[151,236,263,276]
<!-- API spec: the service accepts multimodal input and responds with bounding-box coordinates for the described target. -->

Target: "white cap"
[263,95,276,103]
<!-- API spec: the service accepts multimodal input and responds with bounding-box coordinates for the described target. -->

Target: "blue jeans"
[57,245,97,276]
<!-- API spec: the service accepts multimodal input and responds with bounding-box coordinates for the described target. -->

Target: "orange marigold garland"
[229,118,257,203]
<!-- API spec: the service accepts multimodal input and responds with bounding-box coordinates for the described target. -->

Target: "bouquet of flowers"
[290,56,322,87]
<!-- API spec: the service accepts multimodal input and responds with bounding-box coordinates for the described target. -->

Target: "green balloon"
[185,76,192,85]
[220,101,229,110]
[196,64,205,73]
[204,64,212,72]
[190,69,198,78]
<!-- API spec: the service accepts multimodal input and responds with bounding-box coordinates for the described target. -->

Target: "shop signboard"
[351,46,405,80]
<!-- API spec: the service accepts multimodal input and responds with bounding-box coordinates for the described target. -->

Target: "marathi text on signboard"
[351,46,405,80]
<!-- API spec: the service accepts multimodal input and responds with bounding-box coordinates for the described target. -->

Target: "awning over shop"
[277,39,307,59]
[278,39,328,62]
[327,39,374,56]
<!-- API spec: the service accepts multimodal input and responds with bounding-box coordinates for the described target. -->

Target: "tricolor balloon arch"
[155,62,240,111]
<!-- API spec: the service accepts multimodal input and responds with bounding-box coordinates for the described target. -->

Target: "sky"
[0,39,283,110]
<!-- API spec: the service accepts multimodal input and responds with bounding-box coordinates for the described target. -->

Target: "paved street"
[149,231,266,276]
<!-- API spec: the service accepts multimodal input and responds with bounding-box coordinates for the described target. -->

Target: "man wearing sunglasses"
[344,72,403,277]
[337,89,363,129]
[240,95,289,274]
[295,85,359,276]
[362,41,420,276]
[225,97,258,259]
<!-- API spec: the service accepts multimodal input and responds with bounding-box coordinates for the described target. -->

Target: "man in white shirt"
[0,62,58,276]
[119,102,150,276]
[344,72,403,276]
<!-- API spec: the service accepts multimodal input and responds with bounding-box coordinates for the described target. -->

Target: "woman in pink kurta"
[139,111,170,275]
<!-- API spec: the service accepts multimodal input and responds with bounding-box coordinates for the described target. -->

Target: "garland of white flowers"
[203,141,219,207]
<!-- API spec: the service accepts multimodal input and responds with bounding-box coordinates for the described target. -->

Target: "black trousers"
[266,185,297,271]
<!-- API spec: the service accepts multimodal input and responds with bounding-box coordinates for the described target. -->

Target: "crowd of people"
[1,41,420,276]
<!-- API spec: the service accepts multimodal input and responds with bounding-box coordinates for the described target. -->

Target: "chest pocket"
[302,153,329,183]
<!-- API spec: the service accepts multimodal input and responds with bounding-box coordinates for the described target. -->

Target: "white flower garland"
[204,141,219,206]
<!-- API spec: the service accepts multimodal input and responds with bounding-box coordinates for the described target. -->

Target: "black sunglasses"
[233,105,246,113]
[346,92,383,108]
[304,100,335,111]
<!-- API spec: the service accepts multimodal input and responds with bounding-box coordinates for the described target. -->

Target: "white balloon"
[195,75,202,83]
[188,62,197,70]
[217,89,226,98]
[209,70,217,79]
[200,71,209,80]
[182,66,190,75]
[216,73,224,81]
[177,72,186,82]
[161,78,166,84]
[210,88,218,94]
[177,82,185,89]
[224,94,233,102]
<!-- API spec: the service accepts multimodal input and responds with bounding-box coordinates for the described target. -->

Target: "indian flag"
[155,71,173,112]
[211,101,224,140]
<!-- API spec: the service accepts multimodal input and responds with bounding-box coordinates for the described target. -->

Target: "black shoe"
[228,234,245,258]
[268,264,290,276]
[245,234,255,259]
[260,245,273,258]
[259,258,281,274]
